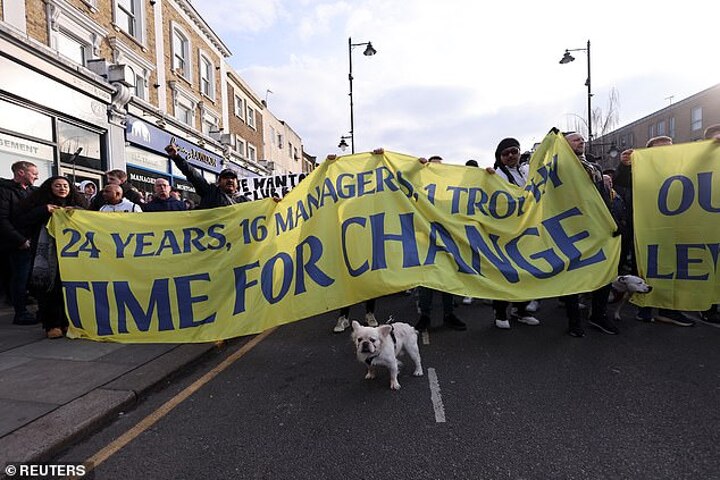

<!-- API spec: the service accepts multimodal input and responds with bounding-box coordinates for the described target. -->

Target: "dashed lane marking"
[427,367,446,423]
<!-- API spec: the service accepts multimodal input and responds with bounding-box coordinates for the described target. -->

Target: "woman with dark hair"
[14,176,86,338]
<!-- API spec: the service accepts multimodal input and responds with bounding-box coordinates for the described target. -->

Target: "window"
[246,107,255,128]
[115,0,142,39]
[176,103,193,126]
[234,136,246,157]
[0,100,52,141]
[648,124,655,139]
[46,0,106,65]
[199,53,214,98]
[108,37,155,101]
[294,147,299,161]
[691,107,702,131]
[277,133,283,148]
[234,95,245,119]
[168,80,199,127]
[288,141,293,158]
[656,120,666,136]
[199,104,219,135]
[172,26,190,78]
[0,133,55,184]
[58,120,102,171]
[57,30,87,65]
[201,117,215,135]
[247,144,257,161]
[669,117,676,139]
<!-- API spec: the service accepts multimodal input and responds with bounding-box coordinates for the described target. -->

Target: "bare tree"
[563,87,621,139]
[593,87,620,138]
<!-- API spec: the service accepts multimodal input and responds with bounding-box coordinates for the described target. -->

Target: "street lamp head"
[338,137,349,151]
[559,50,575,64]
[363,42,377,56]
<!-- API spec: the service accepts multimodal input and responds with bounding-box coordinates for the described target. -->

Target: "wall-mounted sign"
[125,115,222,173]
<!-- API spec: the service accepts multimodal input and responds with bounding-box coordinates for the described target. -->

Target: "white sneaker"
[462,296,473,305]
[365,312,378,327]
[517,315,540,326]
[526,300,540,313]
[333,315,350,333]
[495,318,510,329]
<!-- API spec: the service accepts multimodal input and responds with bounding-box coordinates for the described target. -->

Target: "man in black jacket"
[165,144,249,209]
[0,161,40,324]
[562,132,618,337]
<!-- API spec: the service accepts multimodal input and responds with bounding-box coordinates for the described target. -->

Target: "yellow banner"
[49,132,620,343]
[632,140,720,310]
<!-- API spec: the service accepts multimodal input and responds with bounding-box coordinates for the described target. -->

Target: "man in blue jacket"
[144,178,187,212]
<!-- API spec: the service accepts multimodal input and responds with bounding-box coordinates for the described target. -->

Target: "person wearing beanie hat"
[492,138,528,187]
[487,138,539,329]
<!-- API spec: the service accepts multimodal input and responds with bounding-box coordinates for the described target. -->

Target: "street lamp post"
[559,40,592,149]
[347,37,376,154]
[338,135,351,152]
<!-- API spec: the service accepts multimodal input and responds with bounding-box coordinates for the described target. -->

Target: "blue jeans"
[9,248,31,317]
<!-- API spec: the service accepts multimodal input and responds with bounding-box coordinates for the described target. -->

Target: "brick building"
[592,83,720,170]
[0,0,307,200]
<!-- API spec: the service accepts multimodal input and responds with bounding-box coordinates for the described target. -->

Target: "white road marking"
[427,367,446,423]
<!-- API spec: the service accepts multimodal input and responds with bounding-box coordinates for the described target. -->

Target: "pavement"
[0,303,222,471]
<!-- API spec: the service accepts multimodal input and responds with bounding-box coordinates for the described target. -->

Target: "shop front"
[125,115,226,205]
[0,33,112,186]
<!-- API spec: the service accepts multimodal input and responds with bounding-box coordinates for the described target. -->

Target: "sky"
[192,0,720,166]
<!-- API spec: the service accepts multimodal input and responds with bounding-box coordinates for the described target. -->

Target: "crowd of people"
[335,128,720,337]
[1,133,718,340]
[0,144,250,337]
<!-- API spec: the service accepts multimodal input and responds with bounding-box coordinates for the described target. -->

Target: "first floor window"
[57,31,87,65]
[176,103,193,126]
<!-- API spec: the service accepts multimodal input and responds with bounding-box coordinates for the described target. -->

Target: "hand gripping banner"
[49,132,620,343]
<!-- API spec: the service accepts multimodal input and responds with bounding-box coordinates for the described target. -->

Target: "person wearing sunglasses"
[486,138,540,330]
[492,138,528,187]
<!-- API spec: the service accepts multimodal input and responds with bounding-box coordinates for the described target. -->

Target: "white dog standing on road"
[351,320,423,390]
[611,275,653,320]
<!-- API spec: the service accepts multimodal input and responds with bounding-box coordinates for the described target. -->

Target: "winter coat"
[0,178,36,250]
[169,154,248,210]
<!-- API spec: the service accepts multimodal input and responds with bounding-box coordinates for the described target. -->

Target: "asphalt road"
[56,293,720,479]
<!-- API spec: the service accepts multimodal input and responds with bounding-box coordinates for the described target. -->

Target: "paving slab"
[0,398,58,437]
[0,326,45,352]
[0,337,125,362]
[103,343,215,393]
[0,389,136,467]
[97,343,175,365]
[0,356,32,373]
[0,359,130,404]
